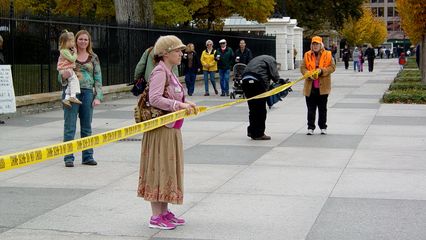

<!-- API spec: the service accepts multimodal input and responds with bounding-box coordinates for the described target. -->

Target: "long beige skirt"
[137,126,184,204]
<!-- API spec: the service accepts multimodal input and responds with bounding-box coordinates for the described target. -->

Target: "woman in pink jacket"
[137,35,197,230]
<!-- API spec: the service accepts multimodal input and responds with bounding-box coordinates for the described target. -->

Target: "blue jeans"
[184,70,197,96]
[353,60,359,71]
[219,69,230,94]
[203,71,216,93]
[63,88,94,163]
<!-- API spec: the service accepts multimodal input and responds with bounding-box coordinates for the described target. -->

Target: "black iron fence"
[0,8,276,96]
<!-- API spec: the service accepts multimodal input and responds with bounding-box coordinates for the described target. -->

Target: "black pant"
[305,88,328,130]
[344,60,349,69]
[242,80,267,138]
[368,58,374,72]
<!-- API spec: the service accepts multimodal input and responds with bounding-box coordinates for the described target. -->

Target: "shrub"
[383,89,426,104]
[389,82,426,90]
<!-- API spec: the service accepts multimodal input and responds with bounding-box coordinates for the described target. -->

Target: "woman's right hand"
[179,102,197,115]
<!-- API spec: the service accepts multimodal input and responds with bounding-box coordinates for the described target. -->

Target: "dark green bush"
[383,89,426,104]
[389,82,426,90]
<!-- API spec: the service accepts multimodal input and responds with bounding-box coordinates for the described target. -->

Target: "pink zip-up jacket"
[149,61,185,129]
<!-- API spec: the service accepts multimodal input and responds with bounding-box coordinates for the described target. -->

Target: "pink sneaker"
[163,210,185,226]
[149,215,176,230]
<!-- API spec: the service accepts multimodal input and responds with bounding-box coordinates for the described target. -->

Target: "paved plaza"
[1,59,426,240]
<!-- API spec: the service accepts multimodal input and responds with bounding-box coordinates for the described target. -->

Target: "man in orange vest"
[301,36,336,135]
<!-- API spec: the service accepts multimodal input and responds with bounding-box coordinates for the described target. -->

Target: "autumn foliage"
[340,7,387,47]
[395,0,426,44]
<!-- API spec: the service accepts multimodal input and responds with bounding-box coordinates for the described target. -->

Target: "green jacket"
[134,47,179,81]
[215,47,234,70]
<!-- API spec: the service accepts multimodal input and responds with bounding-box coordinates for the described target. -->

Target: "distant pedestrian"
[330,43,337,64]
[342,45,351,70]
[59,30,103,168]
[215,39,234,96]
[352,47,360,72]
[0,35,4,64]
[365,44,376,72]
[200,39,218,96]
[301,36,336,135]
[398,52,407,70]
[57,30,82,108]
[385,48,390,58]
[137,35,197,230]
[358,47,364,72]
[182,43,200,96]
[293,46,298,67]
[235,39,253,65]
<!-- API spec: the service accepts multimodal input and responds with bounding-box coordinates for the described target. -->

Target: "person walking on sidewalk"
[352,47,360,72]
[301,36,336,135]
[365,44,376,72]
[59,30,103,167]
[215,39,234,96]
[242,55,281,140]
[182,43,200,96]
[137,35,197,230]
[200,39,218,96]
[342,45,351,70]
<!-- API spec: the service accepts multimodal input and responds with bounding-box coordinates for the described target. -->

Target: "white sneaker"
[321,129,327,135]
[307,129,314,135]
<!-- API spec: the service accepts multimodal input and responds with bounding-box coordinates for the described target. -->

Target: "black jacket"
[342,48,351,61]
[182,51,200,74]
[365,47,375,60]
[242,55,280,91]
[235,48,253,64]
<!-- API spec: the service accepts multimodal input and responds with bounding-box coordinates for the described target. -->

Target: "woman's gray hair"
[206,39,213,46]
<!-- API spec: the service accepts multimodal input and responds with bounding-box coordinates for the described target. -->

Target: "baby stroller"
[229,63,246,99]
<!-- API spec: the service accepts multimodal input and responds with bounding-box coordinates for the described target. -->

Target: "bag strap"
[138,71,169,107]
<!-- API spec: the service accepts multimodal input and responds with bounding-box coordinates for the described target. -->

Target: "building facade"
[365,0,403,40]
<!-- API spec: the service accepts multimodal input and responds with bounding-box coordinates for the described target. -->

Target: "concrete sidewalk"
[1,59,426,240]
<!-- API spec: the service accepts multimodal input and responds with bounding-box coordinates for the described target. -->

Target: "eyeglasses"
[220,42,226,44]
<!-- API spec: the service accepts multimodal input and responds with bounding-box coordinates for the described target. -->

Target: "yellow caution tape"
[0,70,318,172]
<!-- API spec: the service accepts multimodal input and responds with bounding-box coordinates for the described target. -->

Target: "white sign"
[0,65,16,114]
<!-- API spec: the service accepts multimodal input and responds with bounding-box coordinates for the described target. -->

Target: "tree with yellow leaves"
[396,0,426,83]
[340,7,387,47]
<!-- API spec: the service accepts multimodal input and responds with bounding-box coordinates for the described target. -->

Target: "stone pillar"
[265,17,290,70]
[294,26,304,68]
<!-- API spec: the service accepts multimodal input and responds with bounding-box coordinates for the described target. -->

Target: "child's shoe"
[62,99,72,108]
[69,97,82,104]
[149,215,176,230]
[163,210,185,226]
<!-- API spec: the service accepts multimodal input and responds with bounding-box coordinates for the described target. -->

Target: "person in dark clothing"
[182,43,200,96]
[342,45,351,70]
[0,35,4,64]
[365,44,376,72]
[241,55,281,140]
[235,39,253,65]
[215,39,234,96]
